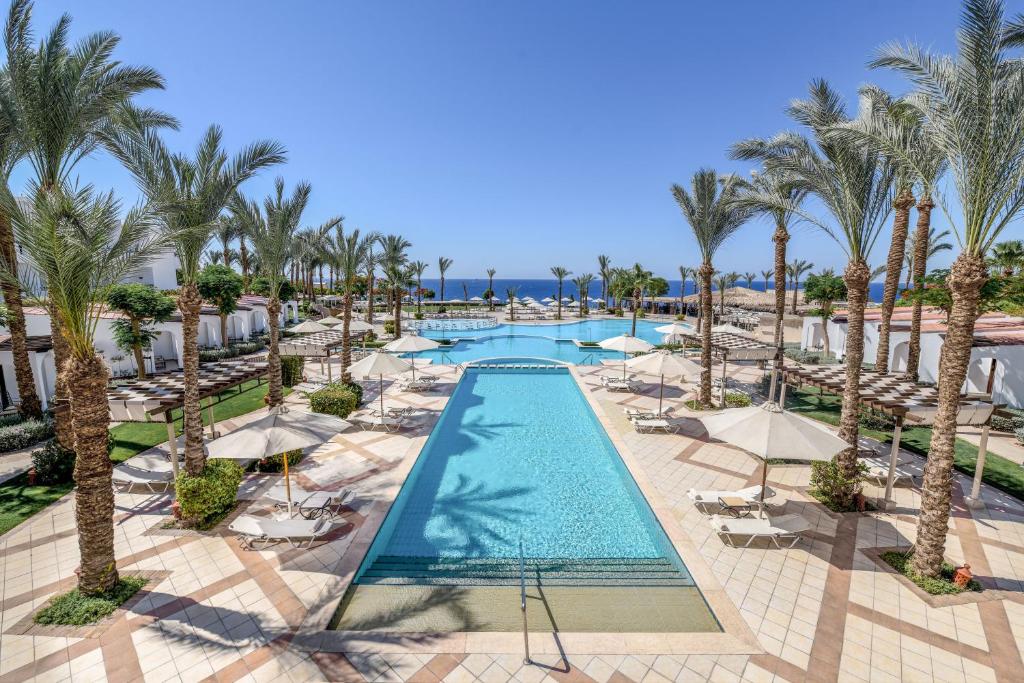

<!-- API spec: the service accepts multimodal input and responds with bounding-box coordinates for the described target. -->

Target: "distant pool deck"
[3,337,1024,681]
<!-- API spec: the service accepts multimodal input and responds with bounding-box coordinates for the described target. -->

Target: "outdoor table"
[718,495,757,518]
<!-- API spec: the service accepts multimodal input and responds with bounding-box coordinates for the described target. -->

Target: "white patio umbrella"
[598,334,655,378]
[290,320,329,334]
[383,335,440,380]
[318,316,344,326]
[335,318,373,332]
[542,297,555,303]
[348,351,414,418]
[655,323,691,336]
[206,407,351,516]
[625,351,701,415]
[701,403,847,513]
[592,297,605,304]
[711,323,752,337]
[470,296,484,302]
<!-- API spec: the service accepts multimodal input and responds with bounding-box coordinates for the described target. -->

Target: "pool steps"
[359,556,694,587]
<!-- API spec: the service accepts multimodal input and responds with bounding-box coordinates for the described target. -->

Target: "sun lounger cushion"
[687,485,773,504]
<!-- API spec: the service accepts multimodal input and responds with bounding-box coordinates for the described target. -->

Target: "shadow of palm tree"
[335,586,481,632]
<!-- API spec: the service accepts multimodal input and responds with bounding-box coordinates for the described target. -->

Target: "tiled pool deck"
[2,359,1024,682]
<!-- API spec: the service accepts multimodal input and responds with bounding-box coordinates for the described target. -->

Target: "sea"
[409,278,890,304]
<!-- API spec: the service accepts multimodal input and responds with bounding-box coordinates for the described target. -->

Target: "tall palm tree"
[672,170,753,405]
[787,259,813,314]
[743,272,756,288]
[505,286,518,322]
[989,240,1024,275]
[4,0,174,425]
[761,269,773,292]
[11,185,163,594]
[573,273,595,317]
[598,254,612,308]
[234,178,311,408]
[733,80,895,507]
[437,256,452,309]
[678,266,691,316]
[379,234,412,336]
[337,230,376,382]
[362,244,379,323]
[550,266,571,319]
[113,125,285,474]
[410,260,428,314]
[834,85,949,373]
[874,0,1024,577]
[485,267,496,310]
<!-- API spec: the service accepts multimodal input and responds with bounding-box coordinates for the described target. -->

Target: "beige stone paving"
[2,358,1024,681]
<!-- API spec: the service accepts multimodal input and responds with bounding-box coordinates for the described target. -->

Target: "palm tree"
[505,286,518,321]
[903,228,953,283]
[113,125,285,475]
[11,185,163,594]
[437,256,452,310]
[573,273,595,317]
[743,272,756,288]
[672,170,753,405]
[550,266,571,319]
[486,268,496,310]
[989,240,1024,276]
[410,260,428,314]
[234,178,310,408]
[834,85,949,373]
[338,230,376,381]
[598,254,612,308]
[787,259,813,314]
[363,244,379,323]
[3,0,174,425]
[379,234,412,336]
[874,0,1024,577]
[678,266,691,316]
[733,80,895,507]
[761,269,773,292]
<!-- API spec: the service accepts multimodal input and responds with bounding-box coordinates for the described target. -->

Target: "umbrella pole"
[622,351,627,380]
[412,351,416,381]
[659,375,664,416]
[760,460,768,519]
[380,374,385,416]
[284,451,293,518]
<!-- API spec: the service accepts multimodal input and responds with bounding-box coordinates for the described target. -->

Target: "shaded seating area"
[279,329,354,384]
[678,331,775,404]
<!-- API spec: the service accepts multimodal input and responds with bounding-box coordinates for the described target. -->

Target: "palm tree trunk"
[905,197,934,380]
[836,260,870,507]
[239,238,250,292]
[179,284,205,475]
[630,288,639,336]
[876,189,915,374]
[699,263,714,406]
[0,213,42,418]
[267,298,283,407]
[367,273,376,323]
[394,290,402,338]
[49,308,74,450]
[131,318,146,379]
[791,278,799,315]
[912,254,987,578]
[220,313,228,348]
[773,226,788,347]
[341,293,353,383]
[68,352,118,594]
[821,314,831,359]
[557,282,563,320]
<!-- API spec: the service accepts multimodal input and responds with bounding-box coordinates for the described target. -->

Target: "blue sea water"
[356,368,687,569]
[413,319,675,365]
[412,278,889,303]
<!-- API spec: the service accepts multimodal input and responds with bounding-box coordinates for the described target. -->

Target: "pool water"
[355,367,692,580]
[415,318,683,365]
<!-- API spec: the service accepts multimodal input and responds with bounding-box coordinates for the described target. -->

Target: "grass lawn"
[0,379,290,537]
[785,386,1024,501]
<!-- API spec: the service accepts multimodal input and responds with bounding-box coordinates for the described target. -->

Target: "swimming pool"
[414,318,683,365]
[355,366,694,586]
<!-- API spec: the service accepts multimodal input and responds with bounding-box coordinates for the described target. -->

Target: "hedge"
[31,441,76,484]
[281,355,304,387]
[252,448,304,473]
[198,340,266,363]
[0,418,55,453]
[175,459,244,527]
[309,384,358,418]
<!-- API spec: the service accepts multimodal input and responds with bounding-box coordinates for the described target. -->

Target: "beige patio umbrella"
[711,323,752,337]
[290,320,329,334]
[206,407,351,516]
[598,334,654,379]
[383,335,441,380]
[348,351,414,418]
[654,323,691,336]
[700,403,846,513]
[318,316,344,325]
[625,351,701,416]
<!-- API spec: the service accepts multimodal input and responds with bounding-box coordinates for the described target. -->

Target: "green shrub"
[725,392,751,408]
[175,459,244,527]
[252,448,304,473]
[784,348,821,365]
[675,314,686,321]
[414,312,424,320]
[859,409,896,431]
[880,551,981,595]
[991,412,1024,433]
[637,311,646,318]
[809,459,866,512]
[1016,426,1024,446]
[383,320,395,334]
[280,355,304,387]
[0,418,55,452]
[309,384,358,418]
[343,381,364,405]
[34,576,148,626]
[0,413,26,428]
[614,309,623,317]
[31,441,76,484]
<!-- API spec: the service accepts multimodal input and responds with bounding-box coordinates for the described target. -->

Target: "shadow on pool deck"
[332,585,721,633]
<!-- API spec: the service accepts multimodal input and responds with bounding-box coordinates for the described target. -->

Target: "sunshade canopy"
[205,409,351,459]
[347,351,413,378]
[655,323,692,336]
[289,320,329,334]
[700,403,846,462]
[318,316,344,325]
[711,324,753,337]
[383,335,442,353]
[598,334,655,354]
[336,319,373,332]
[625,350,701,378]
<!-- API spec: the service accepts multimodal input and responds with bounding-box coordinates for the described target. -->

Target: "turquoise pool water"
[355,367,691,581]
[415,319,681,365]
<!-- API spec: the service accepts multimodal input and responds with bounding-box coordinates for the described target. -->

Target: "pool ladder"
[519,536,530,665]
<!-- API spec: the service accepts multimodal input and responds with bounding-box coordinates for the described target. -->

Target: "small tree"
[106,285,176,378]
[197,264,244,347]
[803,270,846,359]
[252,275,296,303]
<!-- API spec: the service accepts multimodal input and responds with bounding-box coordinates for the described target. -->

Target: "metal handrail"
[519,537,530,665]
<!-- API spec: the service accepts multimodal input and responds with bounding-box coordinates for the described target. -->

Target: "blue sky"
[20,0,1024,278]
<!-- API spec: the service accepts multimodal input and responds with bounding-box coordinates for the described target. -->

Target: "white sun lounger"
[687,485,774,512]
[632,418,677,433]
[710,513,810,548]
[265,486,355,519]
[352,414,403,432]
[624,407,668,419]
[865,464,919,488]
[229,515,333,550]
[112,467,174,493]
[603,378,640,392]
[398,378,434,392]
